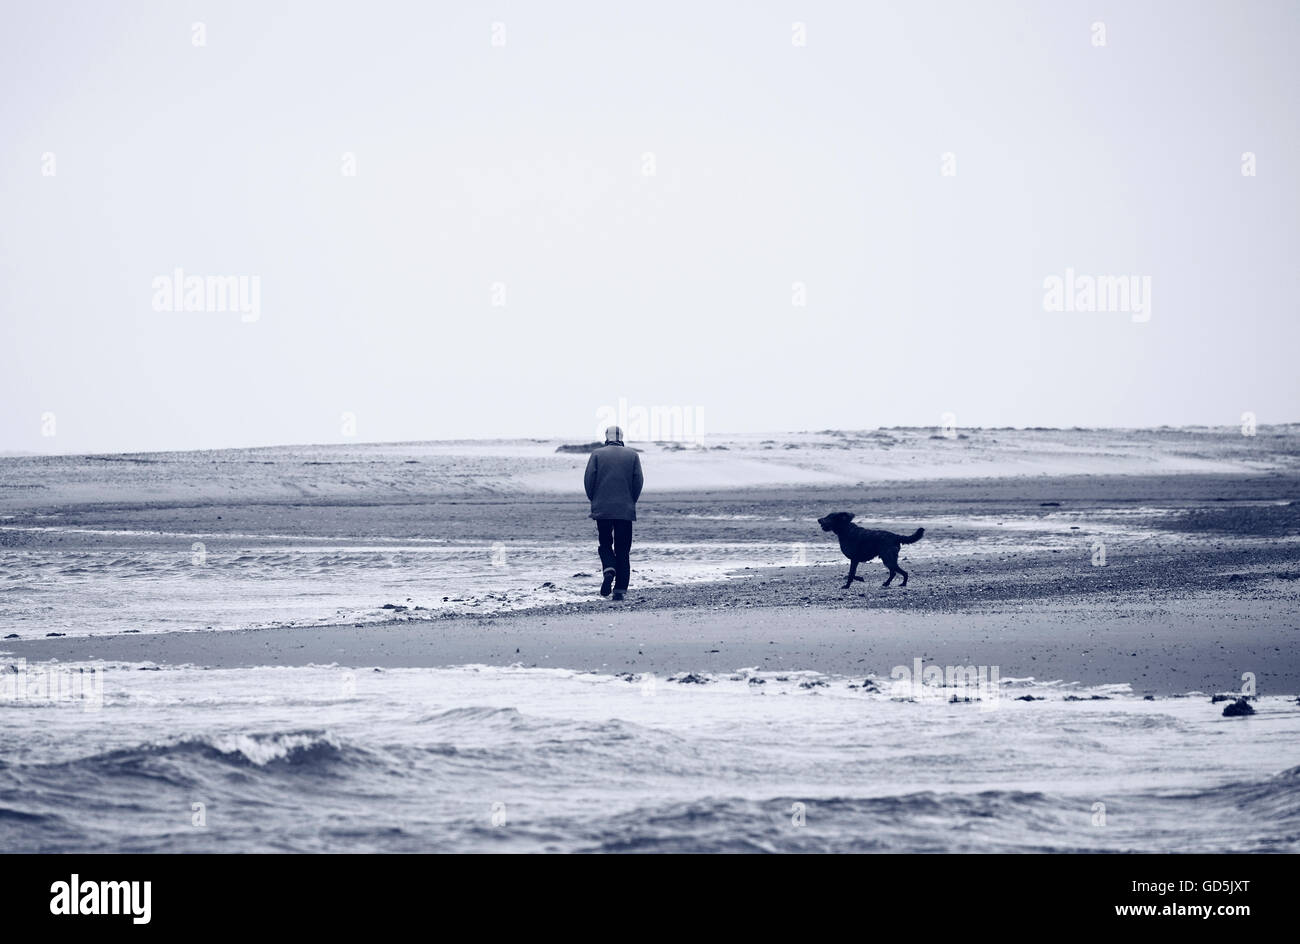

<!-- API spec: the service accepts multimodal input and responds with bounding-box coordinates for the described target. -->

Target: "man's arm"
[630,453,643,503]
[584,453,598,500]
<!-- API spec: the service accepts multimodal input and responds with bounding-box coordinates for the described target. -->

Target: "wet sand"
[10,594,1298,696]
[6,472,1298,695]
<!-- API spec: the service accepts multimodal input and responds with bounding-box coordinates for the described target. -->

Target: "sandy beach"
[4,429,1299,854]
[13,597,1298,696]
[4,429,1298,694]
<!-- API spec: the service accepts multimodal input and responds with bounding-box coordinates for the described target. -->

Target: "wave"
[1172,763,1300,817]
[4,740,1298,853]
[414,706,527,728]
[0,806,57,823]
[560,792,1074,854]
[564,775,1300,853]
[5,730,360,780]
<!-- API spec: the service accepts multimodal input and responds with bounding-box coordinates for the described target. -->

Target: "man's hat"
[604,425,624,444]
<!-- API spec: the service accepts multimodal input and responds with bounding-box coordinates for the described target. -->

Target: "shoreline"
[6,591,1297,696]
[4,464,1296,697]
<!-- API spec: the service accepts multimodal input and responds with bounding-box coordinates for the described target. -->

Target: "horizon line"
[4,421,1297,460]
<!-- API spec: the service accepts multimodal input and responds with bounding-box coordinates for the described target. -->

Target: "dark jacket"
[584,444,643,521]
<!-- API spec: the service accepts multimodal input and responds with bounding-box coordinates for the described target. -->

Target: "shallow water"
[0,507,1175,638]
[1,663,1296,853]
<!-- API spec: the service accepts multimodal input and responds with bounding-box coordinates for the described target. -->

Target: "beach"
[4,430,1298,693]
[3,428,1299,852]
[14,597,1298,695]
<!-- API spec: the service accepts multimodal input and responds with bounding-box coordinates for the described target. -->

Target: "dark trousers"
[596,519,633,591]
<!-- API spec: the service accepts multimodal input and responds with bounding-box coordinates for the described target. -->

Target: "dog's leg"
[881,550,899,587]
[896,564,909,587]
[842,560,860,590]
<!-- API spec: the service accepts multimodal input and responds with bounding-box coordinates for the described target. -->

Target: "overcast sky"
[2,0,1297,454]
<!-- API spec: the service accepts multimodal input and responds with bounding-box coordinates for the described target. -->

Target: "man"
[583,425,643,601]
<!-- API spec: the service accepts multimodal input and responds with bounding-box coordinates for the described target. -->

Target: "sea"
[1,662,1297,853]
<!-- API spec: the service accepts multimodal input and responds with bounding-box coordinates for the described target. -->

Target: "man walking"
[584,425,643,601]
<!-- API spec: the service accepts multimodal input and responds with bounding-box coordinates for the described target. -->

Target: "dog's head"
[817,511,855,532]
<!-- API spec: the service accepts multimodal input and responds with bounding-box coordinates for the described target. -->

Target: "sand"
[10,597,1298,696]
[4,430,1298,696]
[8,506,1298,695]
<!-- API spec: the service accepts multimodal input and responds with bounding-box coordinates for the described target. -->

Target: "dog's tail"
[899,527,925,544]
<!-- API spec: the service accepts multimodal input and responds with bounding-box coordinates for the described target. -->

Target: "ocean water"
[2,662,1296,853]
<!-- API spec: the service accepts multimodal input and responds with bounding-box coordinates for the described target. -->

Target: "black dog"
[817,512,924,589]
